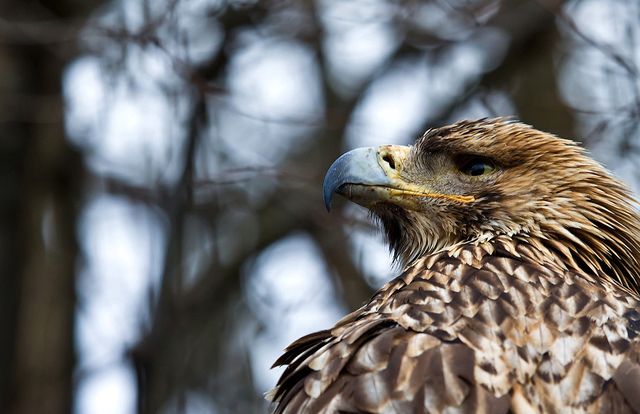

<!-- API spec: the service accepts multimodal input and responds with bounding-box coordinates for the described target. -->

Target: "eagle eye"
[457,156,496,177]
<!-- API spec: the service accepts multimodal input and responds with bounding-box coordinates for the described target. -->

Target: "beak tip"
[322,180,335,212]
[323,195,332,212]
[322,146,392,213]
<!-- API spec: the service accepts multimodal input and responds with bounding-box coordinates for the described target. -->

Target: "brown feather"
[270,119,640,413]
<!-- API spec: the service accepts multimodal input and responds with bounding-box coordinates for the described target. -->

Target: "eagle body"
[270,119,640,413]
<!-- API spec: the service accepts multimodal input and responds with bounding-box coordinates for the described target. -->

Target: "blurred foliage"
[2,0,640,413]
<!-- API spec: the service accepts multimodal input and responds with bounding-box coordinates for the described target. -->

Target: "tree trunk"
[0,1,99,412]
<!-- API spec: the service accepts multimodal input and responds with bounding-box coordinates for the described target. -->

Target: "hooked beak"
[323,147,394,211]
[322,145,411,211]
[322,145,474,211]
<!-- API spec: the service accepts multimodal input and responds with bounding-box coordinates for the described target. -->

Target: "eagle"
[269,119,640,413]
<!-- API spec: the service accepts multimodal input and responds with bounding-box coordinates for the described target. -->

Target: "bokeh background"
[2,0,640,413]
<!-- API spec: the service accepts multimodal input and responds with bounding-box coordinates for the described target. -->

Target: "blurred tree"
[2,0,640,413]
[0,0,101,413]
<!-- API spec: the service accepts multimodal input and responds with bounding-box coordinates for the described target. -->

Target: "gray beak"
[322,147,392,211]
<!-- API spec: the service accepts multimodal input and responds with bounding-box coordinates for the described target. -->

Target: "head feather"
[374,118,640,293]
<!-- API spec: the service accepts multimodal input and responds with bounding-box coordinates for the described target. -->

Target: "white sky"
[62,0,637,412]
[74,195,166,414]
[248,234,346,391]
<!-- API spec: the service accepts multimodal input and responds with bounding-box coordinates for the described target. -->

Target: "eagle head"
[324,118,640,291]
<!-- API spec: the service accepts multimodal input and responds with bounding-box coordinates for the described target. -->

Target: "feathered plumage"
[269,119,640,413]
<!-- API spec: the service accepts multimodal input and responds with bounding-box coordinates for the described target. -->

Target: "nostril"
[382,154,396,170]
